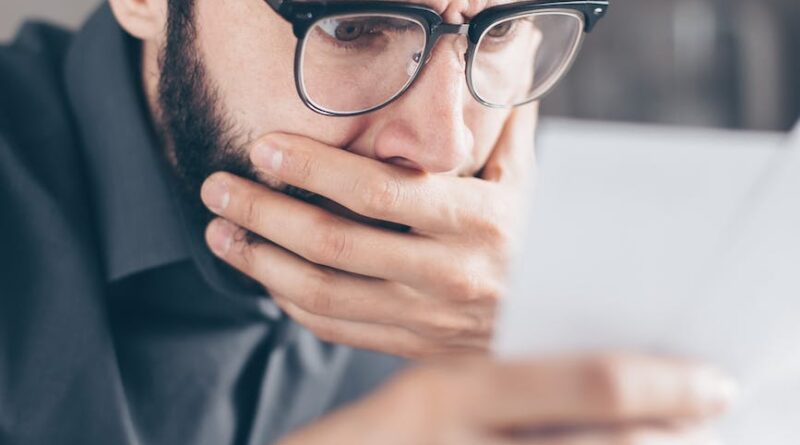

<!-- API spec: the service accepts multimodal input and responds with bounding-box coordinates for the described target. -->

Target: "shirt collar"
[63,5,187,282]
[62,4,267,300]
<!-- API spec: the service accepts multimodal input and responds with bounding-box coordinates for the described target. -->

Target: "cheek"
[193,0,362,146]
[464,104,512,174]
[184,0,511,173]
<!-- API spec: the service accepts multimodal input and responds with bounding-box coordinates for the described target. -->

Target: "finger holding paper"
[277,354,734,445]
[496,120,800,443]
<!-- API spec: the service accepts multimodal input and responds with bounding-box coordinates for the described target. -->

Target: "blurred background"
[0,0,99,41]
[543,0,800,131]
[2,0,798,131]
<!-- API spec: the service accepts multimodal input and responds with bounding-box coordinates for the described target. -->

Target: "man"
[0,0,735,444]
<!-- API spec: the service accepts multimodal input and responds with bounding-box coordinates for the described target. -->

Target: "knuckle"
[306,320,338,343]
[483,225,515,262]
[479,280,504,302]
[359,174,402,215]
[466,306,498,338]
[440,263,502,302]
[309,218,351,265]
[464,199,517,250]
[301,270,336,316]
[462,197,499,230]
[225,226,255,263]
[430,260,473,299]
[235,235,256,268]
[285,149,315,182]
[480,217,508,246]
[242,195,264,228]
[492,227,513,258]
[277,297,337,343]
[421,312,466,340]
[447,273,480,301]
[420,308,494,341]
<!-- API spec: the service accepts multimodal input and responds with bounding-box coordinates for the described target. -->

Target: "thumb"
[479,103,538,184]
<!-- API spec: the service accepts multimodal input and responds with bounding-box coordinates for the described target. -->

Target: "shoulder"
[0,21,73,123]
[0,22,89,208]
[0,21,76,164]
[0,22,97,276]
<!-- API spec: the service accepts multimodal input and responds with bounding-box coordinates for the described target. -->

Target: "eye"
[334,21,366,42]
[487,20,516,39]
[312,16,420,53]
[317,18,372,43]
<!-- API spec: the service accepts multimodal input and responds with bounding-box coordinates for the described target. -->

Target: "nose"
[371,39,474,174]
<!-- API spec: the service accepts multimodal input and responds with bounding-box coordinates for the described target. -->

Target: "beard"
[156,0,410,237]
[156,0,315,231]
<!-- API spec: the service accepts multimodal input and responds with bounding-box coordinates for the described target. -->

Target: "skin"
[278,354,734,445]
[199,108,533,356]
[109,0,736,442]
[190,0,511,176]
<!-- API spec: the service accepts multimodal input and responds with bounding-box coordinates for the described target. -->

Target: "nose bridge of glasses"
[425,23,471,65]
[437,23,470,36]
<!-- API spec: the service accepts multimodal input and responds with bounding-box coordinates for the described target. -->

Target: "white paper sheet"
[494,119,799,443]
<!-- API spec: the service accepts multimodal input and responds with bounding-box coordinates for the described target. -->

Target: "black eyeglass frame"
[264,0,610,116]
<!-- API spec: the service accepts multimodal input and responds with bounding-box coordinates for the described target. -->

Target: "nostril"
[382,156,424,171]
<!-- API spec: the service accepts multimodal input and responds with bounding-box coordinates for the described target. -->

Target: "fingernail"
[252,139,284,173]
[201,176,230,213]
[207,219,237,256]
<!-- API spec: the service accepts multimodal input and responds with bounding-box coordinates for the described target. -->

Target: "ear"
[109,0,169,41]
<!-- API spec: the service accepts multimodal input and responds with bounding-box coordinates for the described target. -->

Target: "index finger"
[453,354,737,431]
[249,133,467,232]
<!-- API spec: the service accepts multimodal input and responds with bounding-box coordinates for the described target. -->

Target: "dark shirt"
[0,5,404,445]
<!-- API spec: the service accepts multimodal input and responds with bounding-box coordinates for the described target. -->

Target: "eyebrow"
[322,0,516,19]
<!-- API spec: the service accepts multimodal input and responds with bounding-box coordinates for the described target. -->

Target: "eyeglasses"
[264,0,609,116]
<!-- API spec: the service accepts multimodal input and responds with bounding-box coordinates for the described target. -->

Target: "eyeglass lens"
[471,11,584,106]
[298,10,584,114]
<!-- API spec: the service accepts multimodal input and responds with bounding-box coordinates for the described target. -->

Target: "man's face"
[157,0,520,218]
